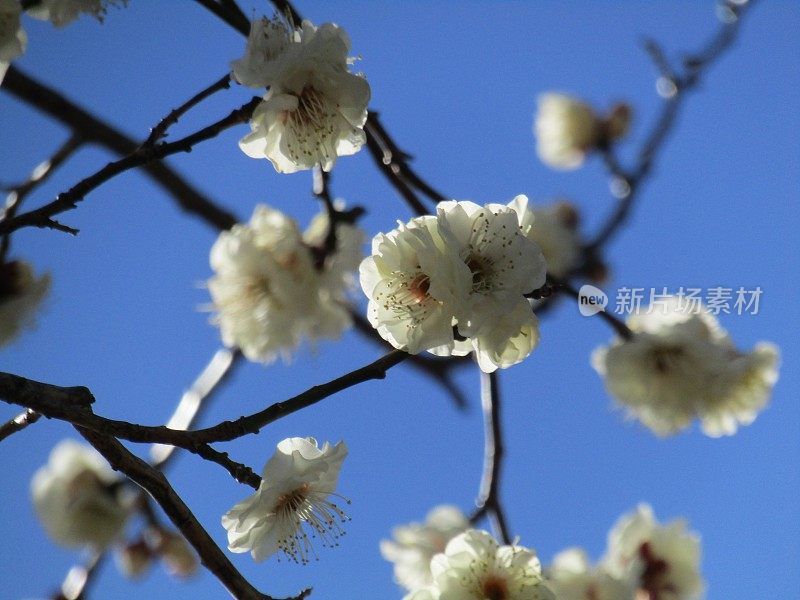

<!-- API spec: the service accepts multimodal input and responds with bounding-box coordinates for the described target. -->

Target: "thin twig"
[470,371,511,545]
[1,66,238,232]
[0,97,261,236]
[143,73,232,147]
[193,0,250,35]
[0,408,41,442]
[1,135,84,262]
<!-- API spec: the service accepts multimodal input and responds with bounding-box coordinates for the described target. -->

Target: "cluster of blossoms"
[0,258,50,348]
[31,439,131,550]
[359,197,547,373]
[222,437,349,564]
[592,296,780,436]
[232,16,370,173]
[207,203,363,364]
[534,93,631,170]
[548,504,704,600]
[0,0,126,83]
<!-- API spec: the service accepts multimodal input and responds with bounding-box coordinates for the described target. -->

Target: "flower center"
[636,541,676,600]
[408,273,431,301]
[650,346,685,374]
[480,575,509,600]
[284,85,339,166]
[467,255,492,292]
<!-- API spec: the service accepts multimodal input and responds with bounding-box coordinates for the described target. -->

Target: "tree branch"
[0,97,261,236]
[1,66,239,233]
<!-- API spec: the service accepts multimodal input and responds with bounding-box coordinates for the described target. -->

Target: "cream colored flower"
[26,0,127,27]
[381,505,470,591]
[0,0,25,83]
[31,439,130,549]
[591,296,779,436]
[237,19,370,173]
[534,93,600,170]
[547,547,633,600]
[428,529,555,600]
[222,437,348,563]
[603,504,704,600]
[207,204,361,363]
[0,259,50,348]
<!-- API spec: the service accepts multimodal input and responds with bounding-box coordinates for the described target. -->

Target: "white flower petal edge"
[591,295,780,436]
[31,439,131,549]
[603,504,704,600]
[222,437,349,564]
[0,259,51,348]
[380,505,470,591]
[428,529,555,600]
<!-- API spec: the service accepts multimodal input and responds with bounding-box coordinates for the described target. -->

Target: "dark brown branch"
[1,66,239,232]
[75,427,282,600]
[0,97,260,236]
[470,371,511,545]
[584,0,756,255]
[143,73,233,147]
[0,408,41,442]
[0,350,409,450]
[193,0,250,36]
[1,134,84,261]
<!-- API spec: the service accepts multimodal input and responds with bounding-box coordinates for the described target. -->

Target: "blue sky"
[1,1,798,599]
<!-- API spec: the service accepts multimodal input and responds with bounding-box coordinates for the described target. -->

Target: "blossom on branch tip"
[221,437,349,563]
[0,0,25,84]
[603,504,704,600]
[591,296,780,436]
[405,529,555,600]
[534,93,630,170]
[234,17,370,173]
[206,203,363,364]
[0,259,51,348]
[380,505,470,591]
[31,439,131,550]
[26,0,128,27]
[359,198,546,372]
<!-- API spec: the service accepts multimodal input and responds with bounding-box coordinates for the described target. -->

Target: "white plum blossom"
[419,529,555,600]
[0,0,25,84]
[546,548,633,600]
[591,296,780,436]
[207,203,362,364]
[603,504,704,600]
[381,505,470,591]
[534,93,631,171]
[31,439,131,549]
[235,17,370,173]
[360,198,546,372]
[0,259,51,348]
[26,0,127,27]
[221,437,349,563]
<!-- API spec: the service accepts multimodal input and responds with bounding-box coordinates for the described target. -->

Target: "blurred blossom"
[116,539,153,579]
[511,196,582,279]
[207,203,363,364]
[534,93,631,170]
[360,197,546,373]
[0,259,50,348]
[0,0,25,84]
[234,17,370,173]
[591,295,780,436]
[604,504,704,600]
[380,505,469,591]
[156,531,198,577]
[26,0,128,27]
[222,437,349,563]
[31,439,131,550]
[546,547,633,600]
[403,529,555,600]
